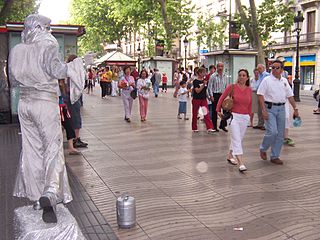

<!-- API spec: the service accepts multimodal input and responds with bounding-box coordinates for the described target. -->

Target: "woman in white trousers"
[217,69,252,172]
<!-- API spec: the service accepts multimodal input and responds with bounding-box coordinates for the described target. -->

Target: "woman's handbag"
[221,84,234,111]
[130,88,137,99]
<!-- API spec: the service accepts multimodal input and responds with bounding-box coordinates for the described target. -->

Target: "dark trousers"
[162,83,167,91]
[100,81,107,98]
[61,108,76,140]
[212,93,227,129]
[106,82,112,95]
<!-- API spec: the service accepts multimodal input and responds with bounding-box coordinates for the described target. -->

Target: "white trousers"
[14,90,72,203]
[111,80,118,96]
[121,89,133,118]
[229,113,250,156]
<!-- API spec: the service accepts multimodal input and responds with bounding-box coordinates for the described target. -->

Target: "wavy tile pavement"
[66,88,320,240]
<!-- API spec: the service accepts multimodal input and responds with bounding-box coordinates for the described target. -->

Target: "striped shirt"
[207,72,227,96]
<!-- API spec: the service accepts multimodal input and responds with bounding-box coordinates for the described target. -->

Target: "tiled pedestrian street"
[68,89,320,240]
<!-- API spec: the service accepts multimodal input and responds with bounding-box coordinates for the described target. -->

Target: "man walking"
[253,64,270,130]
[257,60,299,165]
[153,68,162,97]
[208,62,228,132]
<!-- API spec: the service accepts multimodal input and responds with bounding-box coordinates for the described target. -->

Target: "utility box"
[141,56,177,87]
[202,49,258,84]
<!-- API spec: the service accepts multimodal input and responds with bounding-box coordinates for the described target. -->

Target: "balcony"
[268,32,320,50]
[299,0,320,8]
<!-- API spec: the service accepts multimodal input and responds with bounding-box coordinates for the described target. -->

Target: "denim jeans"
[153,83,159,96]
[260,104,285,159]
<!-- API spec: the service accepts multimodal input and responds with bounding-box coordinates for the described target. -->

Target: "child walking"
[177,81,189,120]
[162,73,168,92]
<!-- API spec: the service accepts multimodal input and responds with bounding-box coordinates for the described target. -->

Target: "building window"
[307,11,315,41]
[301,66,314,85]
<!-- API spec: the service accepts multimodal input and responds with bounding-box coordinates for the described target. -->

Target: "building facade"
[270,0,320,89]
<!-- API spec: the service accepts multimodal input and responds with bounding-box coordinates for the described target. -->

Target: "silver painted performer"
[9,14,84,223]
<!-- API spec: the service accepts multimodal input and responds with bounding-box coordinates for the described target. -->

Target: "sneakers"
[207,129,217,134]
[73,138,88,148]
[283,138,295,146]
[239,164,247,172]
[193,130,199,133]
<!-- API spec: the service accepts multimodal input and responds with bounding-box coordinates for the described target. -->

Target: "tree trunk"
[249,0,265,64]
[0,0,15,24]
[156,0,172,52]
[235,0,254,44]
[235,0,265,64]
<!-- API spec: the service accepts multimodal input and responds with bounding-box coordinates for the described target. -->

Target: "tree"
[156,0,194,52]
[235,0,294,64]
[0,0,39,24]
[70,0,194,56]
[70,0,126,55]
[196,14,227,51]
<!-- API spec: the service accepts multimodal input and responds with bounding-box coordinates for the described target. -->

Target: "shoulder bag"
[221,84,234,111]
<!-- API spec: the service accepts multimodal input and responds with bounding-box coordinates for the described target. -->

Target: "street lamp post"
[183,37,188,70]
[293,7,304,102]
[137,42,141,72]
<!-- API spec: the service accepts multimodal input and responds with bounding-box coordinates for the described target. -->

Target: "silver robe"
[8,14,77,203]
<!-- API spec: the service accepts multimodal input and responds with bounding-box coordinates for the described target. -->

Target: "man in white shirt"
[207,62,228,132]
[257,60,299,165]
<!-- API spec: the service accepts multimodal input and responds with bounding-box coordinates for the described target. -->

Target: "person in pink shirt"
[216,69,252,172]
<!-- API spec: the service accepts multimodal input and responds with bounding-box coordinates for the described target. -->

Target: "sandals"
[227,158,237,165]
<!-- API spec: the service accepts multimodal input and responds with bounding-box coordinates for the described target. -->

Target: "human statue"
[9,14,85,223]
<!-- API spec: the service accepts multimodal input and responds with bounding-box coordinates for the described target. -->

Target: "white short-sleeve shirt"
[257,74,293,103]
[178,87,188,102]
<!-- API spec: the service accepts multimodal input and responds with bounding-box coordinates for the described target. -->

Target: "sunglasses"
[271,66,281,70]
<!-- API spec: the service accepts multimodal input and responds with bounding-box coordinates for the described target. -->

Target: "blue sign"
[200,49,209,54]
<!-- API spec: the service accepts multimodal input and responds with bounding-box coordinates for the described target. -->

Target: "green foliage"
[0,0,39,24]
[70,0,194,56]
[70,0,127,56]
[235,0,295,45]
[197,14,227,51]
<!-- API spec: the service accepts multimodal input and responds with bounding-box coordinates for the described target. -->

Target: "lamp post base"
[293,78,301,102]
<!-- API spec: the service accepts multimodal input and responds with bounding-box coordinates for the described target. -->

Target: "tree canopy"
[70,0,194,56]
[235,0,294,63]
[0,0,39,24]
[196,14,227,51]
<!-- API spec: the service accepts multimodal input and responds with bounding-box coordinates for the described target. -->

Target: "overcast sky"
[38,0,71,24]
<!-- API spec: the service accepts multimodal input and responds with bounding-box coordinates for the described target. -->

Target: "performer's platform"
[14,204,85,240]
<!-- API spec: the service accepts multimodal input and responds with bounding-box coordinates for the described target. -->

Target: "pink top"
[216,84,252,115]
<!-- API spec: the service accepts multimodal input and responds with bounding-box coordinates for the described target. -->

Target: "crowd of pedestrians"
[170,58,299,172]
[66,58,301,173]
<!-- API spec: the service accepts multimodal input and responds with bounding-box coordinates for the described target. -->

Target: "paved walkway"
[66,88,319,240]
[0,125,118,240]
